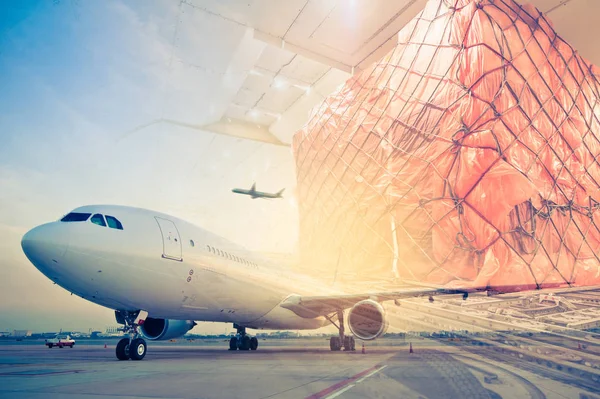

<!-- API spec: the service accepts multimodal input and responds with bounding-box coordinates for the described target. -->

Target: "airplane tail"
[276,188,285,197]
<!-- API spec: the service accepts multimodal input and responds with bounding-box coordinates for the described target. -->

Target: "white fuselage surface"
[21,205,330,330]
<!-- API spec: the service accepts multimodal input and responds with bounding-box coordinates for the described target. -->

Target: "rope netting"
[292,0,600,291]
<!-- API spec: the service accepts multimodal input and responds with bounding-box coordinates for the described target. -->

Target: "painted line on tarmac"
[0,369,84,376]
[305,364,387,399]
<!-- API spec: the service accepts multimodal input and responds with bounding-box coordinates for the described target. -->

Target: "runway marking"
[0,369,84,376]
[354,365,387,384]
[305,364,387,399]
[324,384,355,399]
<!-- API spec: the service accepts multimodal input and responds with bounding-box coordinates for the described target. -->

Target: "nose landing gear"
[115,310,148,361]
[229,324,259,351]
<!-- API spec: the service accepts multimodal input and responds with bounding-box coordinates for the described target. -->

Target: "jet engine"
[139,318,196,341]
[347,300,388,340]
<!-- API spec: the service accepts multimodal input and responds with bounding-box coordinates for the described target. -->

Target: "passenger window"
[105,215,123,230]
[90,214,106,227]
[61,212,91,222]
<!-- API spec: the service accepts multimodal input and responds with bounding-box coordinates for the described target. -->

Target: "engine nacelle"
[139,318,196,341]
[348,300,388,341]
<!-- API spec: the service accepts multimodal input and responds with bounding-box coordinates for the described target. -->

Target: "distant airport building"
[40,332,58,339]
[90,331,103,338]
[12,330,32,337]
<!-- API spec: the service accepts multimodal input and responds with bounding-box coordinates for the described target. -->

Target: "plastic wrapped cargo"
[292,0,600,291]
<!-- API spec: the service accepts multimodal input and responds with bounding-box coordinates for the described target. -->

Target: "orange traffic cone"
[361,343,365,354]
[409,343,413,354]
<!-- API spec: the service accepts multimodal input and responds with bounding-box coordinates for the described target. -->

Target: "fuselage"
[21,205,328,330]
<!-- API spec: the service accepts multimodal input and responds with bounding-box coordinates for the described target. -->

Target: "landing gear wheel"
[229,337,238,350]
[48,344,53,348]
[250,337,258,350]
[344,336,351,351]
[239,335,251,351]
[330,337,341,351]
[343,336,356,351]
[116,338,130,361]
[328,310,356,351]
[115,310,150,361]
[129,338,147,361]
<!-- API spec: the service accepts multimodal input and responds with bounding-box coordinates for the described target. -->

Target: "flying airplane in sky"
[232,183,285,199]
[22,205,559,361]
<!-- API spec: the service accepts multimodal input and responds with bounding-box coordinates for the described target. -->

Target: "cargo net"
[292,0,600,291]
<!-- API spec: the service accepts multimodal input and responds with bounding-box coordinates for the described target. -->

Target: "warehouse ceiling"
[146,0,600,146]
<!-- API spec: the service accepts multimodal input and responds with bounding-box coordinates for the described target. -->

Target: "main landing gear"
[115,310,148,361]
[327,310,355,352]
[229,324,258,351]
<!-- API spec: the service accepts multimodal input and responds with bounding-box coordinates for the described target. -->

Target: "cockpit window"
[90,214,106,227]
[105,215,123,230]
[61,212,91,222]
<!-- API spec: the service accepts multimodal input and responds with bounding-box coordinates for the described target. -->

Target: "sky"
[0,0,302,333]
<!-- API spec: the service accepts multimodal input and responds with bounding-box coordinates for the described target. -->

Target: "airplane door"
[154,217,182,261]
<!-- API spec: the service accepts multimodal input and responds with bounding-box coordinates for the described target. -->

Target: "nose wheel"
[116,338,130,360]
[115,310,148,361]
[229,324,259,351]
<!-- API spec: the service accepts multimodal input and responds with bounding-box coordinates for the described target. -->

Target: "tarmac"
[0,338,597,399]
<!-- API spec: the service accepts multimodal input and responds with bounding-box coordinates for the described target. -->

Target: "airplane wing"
[279,286,470,318]
[280,283,600,319]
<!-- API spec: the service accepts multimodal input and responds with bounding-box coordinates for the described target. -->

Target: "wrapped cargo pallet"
[292,0,600,291]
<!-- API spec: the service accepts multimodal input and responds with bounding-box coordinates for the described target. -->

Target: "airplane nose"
[22,224,68,272]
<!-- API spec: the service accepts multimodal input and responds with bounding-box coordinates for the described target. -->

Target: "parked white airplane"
[21,205,469,360]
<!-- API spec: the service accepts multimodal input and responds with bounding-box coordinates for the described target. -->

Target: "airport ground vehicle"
[45,335,75,348]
